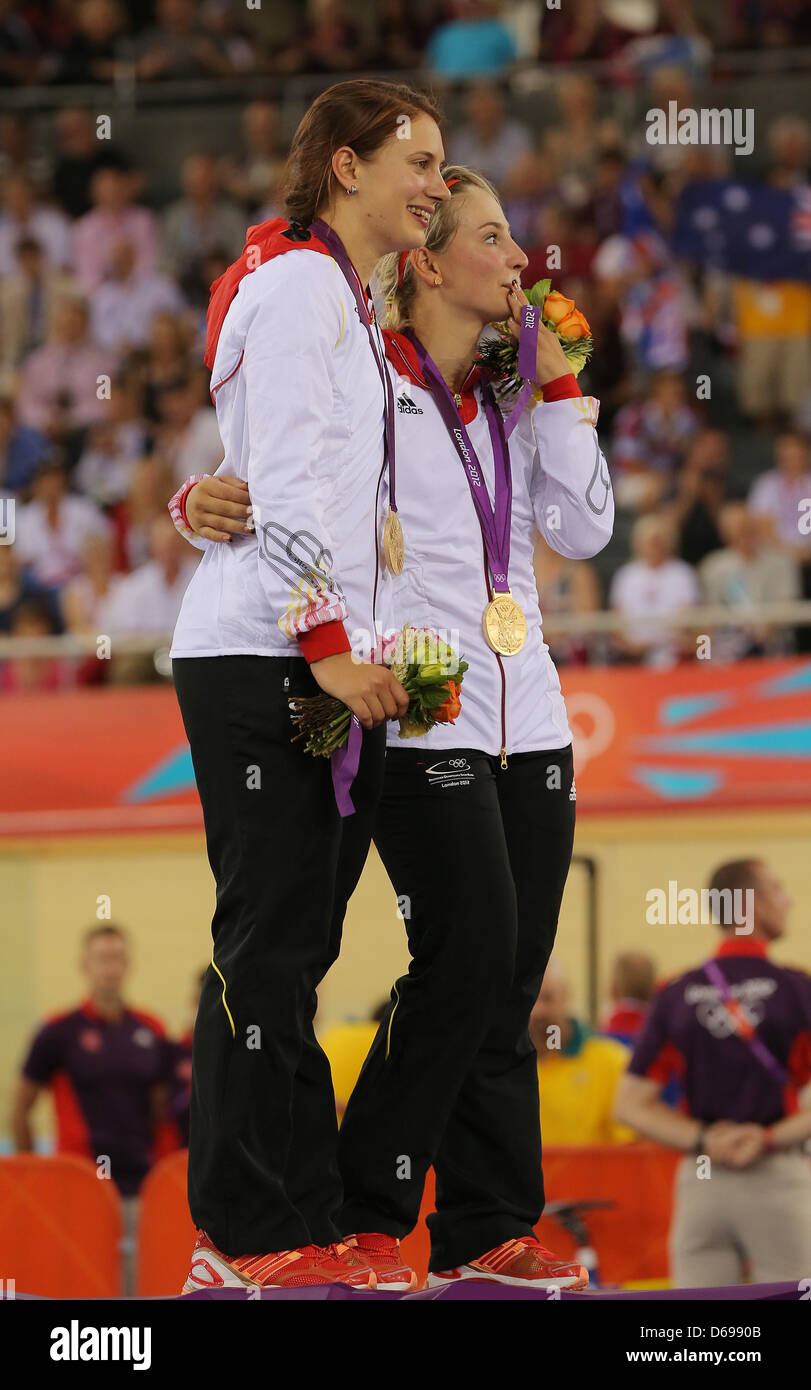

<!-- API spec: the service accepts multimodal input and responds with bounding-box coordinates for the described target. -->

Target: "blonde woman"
[174,166,614,1290]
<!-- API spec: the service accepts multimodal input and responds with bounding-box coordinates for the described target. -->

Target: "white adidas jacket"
[171,325,613,759]
[170,245,388,665]
[375,332,613,756]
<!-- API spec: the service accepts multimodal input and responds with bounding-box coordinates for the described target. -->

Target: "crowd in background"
[2,0,811,87]
[1,1,810,691]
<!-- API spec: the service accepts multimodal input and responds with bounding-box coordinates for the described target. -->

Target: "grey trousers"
[670,1148,811,1287]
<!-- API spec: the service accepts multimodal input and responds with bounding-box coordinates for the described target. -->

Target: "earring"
[434,276,442,287]
[347,183,358,195]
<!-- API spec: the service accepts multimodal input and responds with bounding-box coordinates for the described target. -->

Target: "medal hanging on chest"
[403,329,526,655]
[310,218,404,574]
[383,506,404,574]
[482,590,527,656]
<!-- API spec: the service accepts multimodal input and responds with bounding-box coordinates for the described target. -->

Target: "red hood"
[204,217,332,370]
[383,328,482,425]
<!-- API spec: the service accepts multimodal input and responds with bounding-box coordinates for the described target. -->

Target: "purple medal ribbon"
[703,960,788,1086]
[503,303,540,439]
[308,219,396,817]
[403,327,513,596]
[309,218,398,514]
[330,712,363,817]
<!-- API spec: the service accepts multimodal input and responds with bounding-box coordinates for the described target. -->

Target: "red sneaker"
[342,1233,420,1291]
[181,1229,377,1292]
[426,1235,589,1291]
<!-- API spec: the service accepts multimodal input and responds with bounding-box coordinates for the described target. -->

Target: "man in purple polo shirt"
[10,924,176,1292]
[615,858,811,1287]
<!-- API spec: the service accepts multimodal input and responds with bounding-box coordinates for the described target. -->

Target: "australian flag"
[672,179,811,282]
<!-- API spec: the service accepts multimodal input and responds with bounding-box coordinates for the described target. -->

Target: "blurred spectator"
[521,204,598,291]
[161,154,245,290]
[747,429,811,648]
[0,113,51,189]
[74,375,149,506]
[168,968,206,1147]
[74,165,158,293]
[572,279,632,432]
[587,149,628,242]
[610,371,700,511]
[0,541,60,633]
[0,236,78,376]
[50,0,124,85]
[448,81,532,193]
[168,247,228,337]
[731,277,811,429]
[698,502,800,659]
[533,532,603,666]
[0,0,41,86]
[0,596,73,692]
[16,296,112,449]
[99,514,200,674]
[765,116,811,191]
[61,531,122,636]
[366,0,437,70]
[615,858,811,1286]
[274,0,367,75]
[153,373,223,484]
[426,0,518,78]
[219,100,285,214]
[0,174,73,276]
[601,950,683,1111]
[10,924,177,1293]
[724,0,811,50]
[198,0,255,72]
[135,308,195,421]
[529,960,634,1145]
[0,394,49,493]
[500,139,563,247]
[619,233,691,374]
[539,0,626,62]
[748,430,811,564]
[667,430,732,568]
[600,952,657,1047]
[110,454,177,570]
[90,237,185,354]
[132,0,235,80]
[13,456,111,588]
[609,514,700,666]
[544,74,622,209]
[51,107,132,220]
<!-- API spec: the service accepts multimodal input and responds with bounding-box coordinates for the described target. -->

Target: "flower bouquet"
[289,624,469,756]
[476,278,593,405]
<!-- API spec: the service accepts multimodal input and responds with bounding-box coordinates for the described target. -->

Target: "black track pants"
[336,744,576,1271]
[173,655,385,1256]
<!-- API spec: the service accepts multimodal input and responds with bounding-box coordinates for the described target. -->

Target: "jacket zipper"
[372,454,385,644]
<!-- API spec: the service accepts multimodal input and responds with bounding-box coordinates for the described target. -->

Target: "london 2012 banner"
[1,657,809,836]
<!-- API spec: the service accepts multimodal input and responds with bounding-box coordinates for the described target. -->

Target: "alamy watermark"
[646,102,754,157]
[646,880,754,934]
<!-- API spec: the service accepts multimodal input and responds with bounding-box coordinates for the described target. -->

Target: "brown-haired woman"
[170,80,449,1292]
[175,165,614,1292]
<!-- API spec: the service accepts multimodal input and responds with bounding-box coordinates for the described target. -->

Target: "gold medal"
[383,507,404,575]
[483,591,527,656]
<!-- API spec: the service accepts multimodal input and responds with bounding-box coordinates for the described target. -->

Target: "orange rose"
[434,679,461,724]
[542,291,576,325]
[556,307,591,340]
